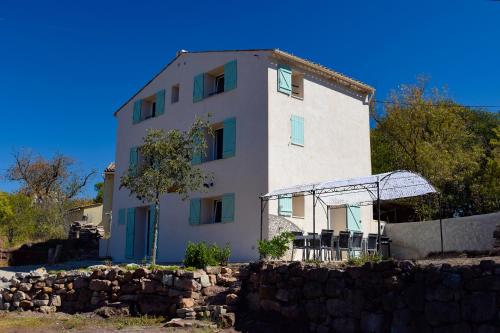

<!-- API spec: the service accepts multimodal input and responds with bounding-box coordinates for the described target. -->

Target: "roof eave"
[272,49,375,95]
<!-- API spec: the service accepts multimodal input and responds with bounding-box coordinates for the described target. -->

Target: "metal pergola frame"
[259,170,444,260]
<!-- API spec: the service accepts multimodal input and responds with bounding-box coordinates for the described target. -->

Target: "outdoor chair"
[320,229,335,261]
[366,233,378,254]
[307,233,321,260]
[291,231,306,261]
[350,231,364,257]
[337,231,351,260]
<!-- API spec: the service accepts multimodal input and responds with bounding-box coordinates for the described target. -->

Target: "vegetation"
[93,182,104,203]
[120,116,213,265]
[0,150,95,247]
[371,77,500,219]
[258,231,294,260]
[0,312,164,331]
[347,253,383,266]
[184,241,232,269]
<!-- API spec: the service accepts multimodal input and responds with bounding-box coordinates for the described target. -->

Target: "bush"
[257,231,294,260]
[183,242,231,269]
[347,253,383,266]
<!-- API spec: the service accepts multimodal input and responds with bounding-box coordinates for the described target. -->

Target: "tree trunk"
[151,199,160,266]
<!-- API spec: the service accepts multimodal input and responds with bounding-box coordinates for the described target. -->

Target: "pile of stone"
[0,265,242,328]
[68,221,104,241]
[241,260,500,332]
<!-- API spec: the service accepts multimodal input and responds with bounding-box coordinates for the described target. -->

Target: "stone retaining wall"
[241,260,500,332]
[0,265,242,327]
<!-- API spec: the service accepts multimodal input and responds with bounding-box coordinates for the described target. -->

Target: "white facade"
[109,49,375,263]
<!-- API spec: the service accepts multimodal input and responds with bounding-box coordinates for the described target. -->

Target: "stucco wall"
[111,51,270,262]
[66,205,103,226]
[385,212,500,259]
[266,57,373,237]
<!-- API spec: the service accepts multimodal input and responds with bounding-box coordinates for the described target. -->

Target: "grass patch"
[347,253,383,266]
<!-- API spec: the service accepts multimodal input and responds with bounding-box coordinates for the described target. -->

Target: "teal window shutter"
[221,193,235,223]
[189,198,201,225]
[278,194,292,216]
[193,73,204,102]
[155,89,165,116]
[222,117,236,158]
[277,65,292,95]
[118,208,126,225]
[133,100,142,124]
[148,205,156,258]
[346,205,362,232]
[224,60,237,92]
[291,115,304,146]
[191,137,202,165]
[125,208,136,259]
[129,147,138,175]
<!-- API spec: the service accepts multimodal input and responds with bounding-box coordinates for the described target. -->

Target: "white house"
[109,49,376,262]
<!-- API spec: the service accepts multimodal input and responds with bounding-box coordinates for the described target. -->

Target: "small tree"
[120,117,213,265]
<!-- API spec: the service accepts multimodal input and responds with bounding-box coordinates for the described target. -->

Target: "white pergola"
[260,170,441,254]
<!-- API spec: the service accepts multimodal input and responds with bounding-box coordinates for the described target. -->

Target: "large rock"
[89,279,111,291]
[174,278,201,291]
[424,301,460,326]
[461,292,497,322]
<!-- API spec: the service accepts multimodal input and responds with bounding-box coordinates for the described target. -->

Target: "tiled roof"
[104,162,115,173]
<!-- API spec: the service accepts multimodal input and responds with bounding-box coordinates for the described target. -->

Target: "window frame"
[171,84,180,104]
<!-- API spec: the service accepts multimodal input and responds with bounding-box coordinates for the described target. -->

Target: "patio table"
[294,234,339,261]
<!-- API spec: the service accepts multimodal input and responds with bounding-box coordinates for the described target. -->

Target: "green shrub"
[257,231,294,260]
[183,242,231,269]
[347,253,383,266]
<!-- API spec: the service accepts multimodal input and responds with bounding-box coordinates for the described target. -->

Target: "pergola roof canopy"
[261,170,437,206]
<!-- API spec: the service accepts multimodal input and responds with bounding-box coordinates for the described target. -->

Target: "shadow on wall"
[384,212,500,259]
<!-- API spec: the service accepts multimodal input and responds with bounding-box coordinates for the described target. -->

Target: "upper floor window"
[278,65,304,100]
[171,84,180,103]
[193,60,237,103]
[191,117,236,165]
[132,89,165,124]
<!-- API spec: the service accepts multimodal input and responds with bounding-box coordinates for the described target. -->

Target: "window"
[141,99,156,120]
[199,196,223,224]
[171,84,180,103]
[213,128,224,160]
[192,60,237,103]
[292,73,304,99]
[215,74,225,94]
[292,194,305,218]
[277,65,304,99]
[213,199,222,223]
[189,194,235,225]
[204,65,225,97]
[192,117,235,164]
[132,89,165,124]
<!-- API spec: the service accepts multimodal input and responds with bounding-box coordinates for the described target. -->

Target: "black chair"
[337,231,351,260]
[351,231,363,257]
[307,233,320,260]
[366,233,378,254]
[291,231,306,261]
[320,229,335,261]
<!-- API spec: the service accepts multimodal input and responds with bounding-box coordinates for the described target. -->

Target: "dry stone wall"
[0,265,242,327]
[241,260,500,333]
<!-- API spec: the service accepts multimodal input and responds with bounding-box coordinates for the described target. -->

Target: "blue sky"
[1,0,499,197]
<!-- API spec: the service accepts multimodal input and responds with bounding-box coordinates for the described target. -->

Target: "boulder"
[89,279,111,291]
[174,278,201,291]
[225,293,238,305]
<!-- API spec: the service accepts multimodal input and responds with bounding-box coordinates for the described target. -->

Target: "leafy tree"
[7,150,95,203]
[5,150,95,238]
[0,192,37,246]
[371,77,499,218]
[94,182,104,203]
[120,116,213,265]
